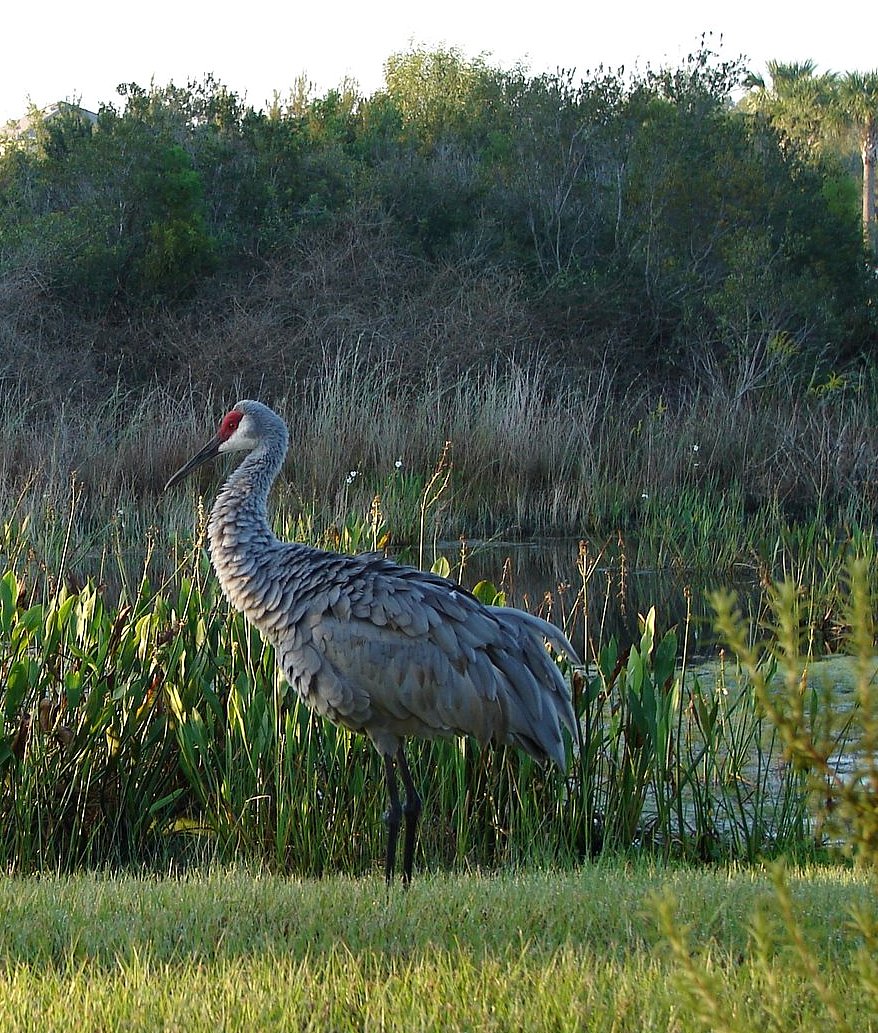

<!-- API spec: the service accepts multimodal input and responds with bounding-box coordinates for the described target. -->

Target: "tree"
[742,60,834,154]
[835,72,878,259]
[744,62,878,260]
[381,46,492,151]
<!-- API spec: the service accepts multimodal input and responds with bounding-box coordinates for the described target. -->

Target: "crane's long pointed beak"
[164,434,223,492]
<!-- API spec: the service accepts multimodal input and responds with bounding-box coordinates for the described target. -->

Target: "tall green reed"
[568,606,810,862]
[0,570,184,868]
[0,537,840,874]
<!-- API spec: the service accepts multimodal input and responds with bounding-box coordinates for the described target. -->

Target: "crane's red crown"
[219,410,243,440]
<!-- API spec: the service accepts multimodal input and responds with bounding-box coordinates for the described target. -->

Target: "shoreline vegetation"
[1,355,876,594]
[0,466,875,875]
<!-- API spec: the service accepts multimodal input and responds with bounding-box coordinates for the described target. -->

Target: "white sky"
[3,0,875,122]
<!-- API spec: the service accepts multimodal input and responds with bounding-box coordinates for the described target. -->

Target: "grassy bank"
[0,865,874,1032]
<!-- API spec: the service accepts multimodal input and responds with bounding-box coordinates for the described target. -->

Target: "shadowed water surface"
[431,537,759,659]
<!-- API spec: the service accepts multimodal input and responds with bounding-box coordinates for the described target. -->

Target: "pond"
[430,537,760,660]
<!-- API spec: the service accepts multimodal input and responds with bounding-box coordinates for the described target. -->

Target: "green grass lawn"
[0,862,874,1032]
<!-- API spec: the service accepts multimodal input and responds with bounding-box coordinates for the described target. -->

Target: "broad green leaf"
[64,669,84,708]
[0,571,17,636]
[4,660,33,719]
[654,631,678,688]
[626,647,644,696]
[472,580,505,606]
[638,606,656,657]
[430,555,451,578]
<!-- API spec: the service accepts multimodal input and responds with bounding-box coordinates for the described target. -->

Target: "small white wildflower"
[692,444,699,453]
[394,458,403,470]
[345,470,358,485]
[641,492,649,500]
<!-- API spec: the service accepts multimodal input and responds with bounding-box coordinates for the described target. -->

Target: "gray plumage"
[165,399,579,881]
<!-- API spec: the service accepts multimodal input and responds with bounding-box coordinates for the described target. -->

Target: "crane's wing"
[264,551,578,767]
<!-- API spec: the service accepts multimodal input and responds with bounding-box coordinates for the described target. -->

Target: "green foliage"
[381,46,493,150]
[0,102,216,307]
[657,863,878,1033]
[0,530,840,875]
[743,61,878,260]
[135,143,215,292]
[0,570,182,867]
[570,605,810,861]
[1,47,874,382]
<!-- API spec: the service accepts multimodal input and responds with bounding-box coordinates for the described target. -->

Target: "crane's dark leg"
[383,752,402,884]
[396,746,422,884]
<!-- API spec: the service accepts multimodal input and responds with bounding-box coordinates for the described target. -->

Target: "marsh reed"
[0,346,875,592]
[0,351,876,873]
[0,523,872,874]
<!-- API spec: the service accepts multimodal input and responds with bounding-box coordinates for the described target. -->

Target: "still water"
[430,537,759,660]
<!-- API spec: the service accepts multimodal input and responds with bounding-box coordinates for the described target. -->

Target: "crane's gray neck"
[222,441,282,516]
[207,436,288,603]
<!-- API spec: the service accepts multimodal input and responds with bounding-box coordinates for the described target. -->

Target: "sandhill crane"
[165,399,580,882]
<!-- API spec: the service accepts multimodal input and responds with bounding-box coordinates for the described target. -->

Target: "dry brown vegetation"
[0,54,875,579]
[0,211,547,409]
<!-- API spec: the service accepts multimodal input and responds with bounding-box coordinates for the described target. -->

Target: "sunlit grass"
[0,865,874,1032]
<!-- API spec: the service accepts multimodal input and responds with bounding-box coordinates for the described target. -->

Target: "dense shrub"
[0,46,874,403]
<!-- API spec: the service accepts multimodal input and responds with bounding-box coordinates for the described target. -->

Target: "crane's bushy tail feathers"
[488,606,579,770]
[500,607,580,666]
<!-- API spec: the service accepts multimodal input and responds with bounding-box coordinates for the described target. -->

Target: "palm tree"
[742,60,835,154]
[834,71,878,259]
[744,62,878,260]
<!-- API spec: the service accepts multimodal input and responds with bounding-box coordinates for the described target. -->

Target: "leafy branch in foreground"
[656,559,878,1032]
[712,556,878,865]
[656,862,877,1033]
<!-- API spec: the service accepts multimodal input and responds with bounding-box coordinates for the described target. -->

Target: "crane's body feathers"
[166,399,579,881]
